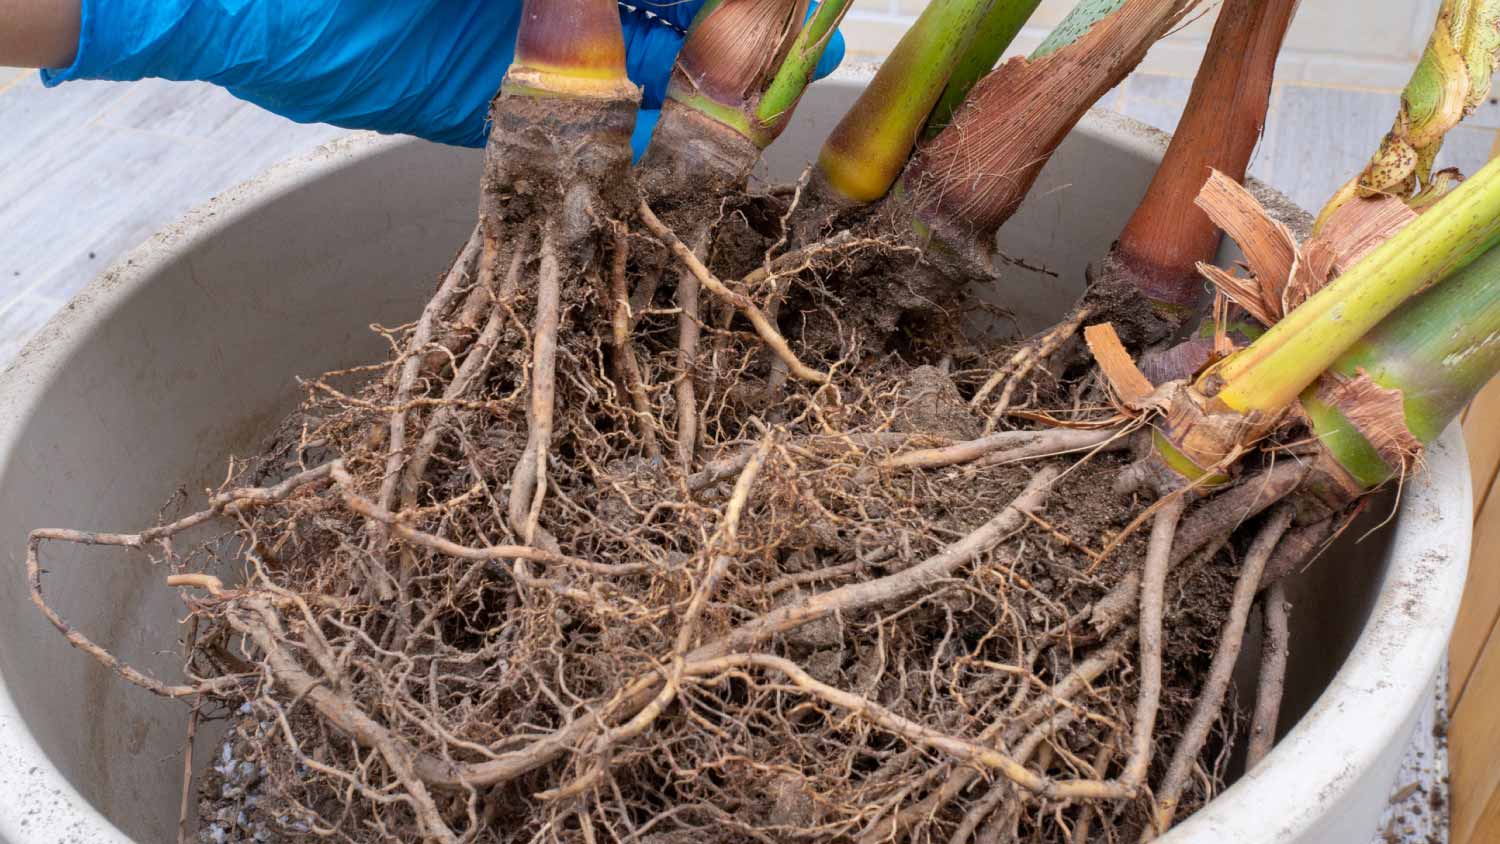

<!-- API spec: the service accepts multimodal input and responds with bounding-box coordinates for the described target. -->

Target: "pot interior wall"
[0,80,1386,841]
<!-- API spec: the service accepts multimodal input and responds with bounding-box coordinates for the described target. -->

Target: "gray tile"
[1434,125,1496,178]
[0,74,135,152]
[0,295,65,366]
[0,73,347,303]
[0,66,31,89]
[96,79,251,138]
[1092,80,1124,114]
[1115,73,1193,135]
[1262,84,1397,213]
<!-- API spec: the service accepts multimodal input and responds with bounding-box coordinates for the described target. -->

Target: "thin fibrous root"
[858,627,1138,844]
[378,232,478,515]
[1247,580,1291,768]
[540,436,773,802]
[881,426,1128,470]
[424,223,489,373]
[1122,493,1188,788]
[229,598,459,844]
[25,462,335,699]
[399,230,529,513]
[637,200,830,384]
[333,463,642,577]
[1145,505,1295,839]
[446,467,1064,794]
[685,653,1133,801]
[973,306,1091,431]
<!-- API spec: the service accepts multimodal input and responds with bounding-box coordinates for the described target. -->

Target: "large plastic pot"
[0,70,1469,843]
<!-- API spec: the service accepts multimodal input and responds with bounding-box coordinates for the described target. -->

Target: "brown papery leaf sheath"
[676,0,810,105]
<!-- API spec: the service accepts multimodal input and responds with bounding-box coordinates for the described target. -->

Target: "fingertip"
[632,109,661,162]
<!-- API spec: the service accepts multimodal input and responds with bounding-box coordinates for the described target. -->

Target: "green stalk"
[816,0,997,205]
[1315,0,1500,228]
[1032,0,1128,58]
[758,0,857,128]
[922,0,1045,139]
[1306,244,1500,488]
[1208,155,1500,415]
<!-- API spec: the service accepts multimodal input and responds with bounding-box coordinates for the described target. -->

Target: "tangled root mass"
[33,91,1268,844]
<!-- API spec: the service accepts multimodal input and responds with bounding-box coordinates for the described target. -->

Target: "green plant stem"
[759,0,856,128]
[1209,155,1500,415]
[816,0,997,204]
[1307,243,1500,487]
[922,0,1044,139]
[1315,0,1500,227]
[1032,0,1128,58]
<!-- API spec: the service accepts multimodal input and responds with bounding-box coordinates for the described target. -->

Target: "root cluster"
[30,93,1320,844]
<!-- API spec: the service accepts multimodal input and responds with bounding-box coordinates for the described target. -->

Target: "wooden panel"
[1450,493,1500,707]
[1464,378,1500,518]
[1450,619,1500,844]
[1460,783,1500,844]
[1452,380,1500,710]
[1454,378,1500,843]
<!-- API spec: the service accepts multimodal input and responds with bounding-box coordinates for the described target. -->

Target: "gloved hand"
[41,0,845,156]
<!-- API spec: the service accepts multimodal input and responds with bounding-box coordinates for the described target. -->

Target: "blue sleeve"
[40,1,843,152]
[42,0,520,148]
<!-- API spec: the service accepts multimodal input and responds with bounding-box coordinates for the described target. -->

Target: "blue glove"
[41,0,845,157]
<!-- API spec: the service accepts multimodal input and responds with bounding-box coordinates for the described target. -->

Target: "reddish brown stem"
[1109,0,1297,313]
[904,0,1196,243]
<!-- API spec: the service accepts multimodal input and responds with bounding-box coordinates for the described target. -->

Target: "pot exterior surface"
[0,74,1468,843]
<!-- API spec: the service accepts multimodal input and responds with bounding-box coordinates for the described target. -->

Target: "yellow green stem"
[1308,241,1500,488]
[759,0,856,130]
[1209,155,1500,415]
[922,0,1045,139]
[816,0,997,204]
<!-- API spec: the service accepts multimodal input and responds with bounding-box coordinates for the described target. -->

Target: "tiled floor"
[0,71,343,363]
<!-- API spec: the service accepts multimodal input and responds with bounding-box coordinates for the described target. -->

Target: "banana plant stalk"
[641,0,850,199]
[815,0,999,206]
[1305,243,1500,493]
[1154,156,1500,483]
[1209,156,1500,416]
[1104,0,1298,323]
[505,0,635,99]
[902,0,1198,247]
[1316,0,1500,228]
[922,0,1046,139]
